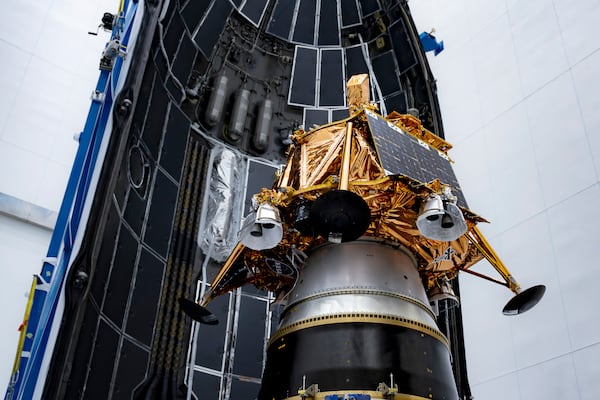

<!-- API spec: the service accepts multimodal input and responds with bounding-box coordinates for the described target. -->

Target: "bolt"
[117,98,132,116]
[73,270,89,289]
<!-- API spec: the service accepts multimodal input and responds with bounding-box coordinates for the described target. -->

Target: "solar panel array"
[267,0,342,45]
[303,107,349,129]
[365,110,467,207]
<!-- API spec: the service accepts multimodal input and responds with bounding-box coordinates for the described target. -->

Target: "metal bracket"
[298,376,319,399]
[91,90,106,104]
[99,38,128,71]
[287,246,307,269]
[298,384,319,398]
[376,382,398,399]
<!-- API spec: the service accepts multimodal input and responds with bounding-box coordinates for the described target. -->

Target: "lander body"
[183,74,544,400]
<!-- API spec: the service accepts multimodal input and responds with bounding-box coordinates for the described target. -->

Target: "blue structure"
[4,1,139,399]
[419,31,445,56]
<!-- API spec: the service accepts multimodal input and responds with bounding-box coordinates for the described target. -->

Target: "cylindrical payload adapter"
[259,239,459,400]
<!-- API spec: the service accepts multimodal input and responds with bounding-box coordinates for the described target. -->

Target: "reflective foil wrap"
[199,147,245,261]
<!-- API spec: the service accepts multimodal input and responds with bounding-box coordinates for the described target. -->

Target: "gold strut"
[339,121,353,191]
[468,226,521,293]
[200,242,245,306]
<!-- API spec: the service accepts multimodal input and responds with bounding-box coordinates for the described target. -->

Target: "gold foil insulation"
[205,107,501,301]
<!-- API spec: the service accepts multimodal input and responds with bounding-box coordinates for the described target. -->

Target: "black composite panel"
[289,46,318,106]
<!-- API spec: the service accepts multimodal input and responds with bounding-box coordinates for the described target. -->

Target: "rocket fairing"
[7,1,545,399]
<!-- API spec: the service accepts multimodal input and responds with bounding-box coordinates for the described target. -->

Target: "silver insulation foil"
[198,147,246,261]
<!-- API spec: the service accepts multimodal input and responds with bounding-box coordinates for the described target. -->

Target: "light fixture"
[417,193,467,242]
[240,203,283,250]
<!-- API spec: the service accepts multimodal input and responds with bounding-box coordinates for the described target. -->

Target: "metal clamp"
[299,376,319,399]
[377,373,399,399]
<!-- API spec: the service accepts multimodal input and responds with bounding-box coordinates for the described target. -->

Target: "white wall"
[0,0,118,211]
[0,0,119,393]
[410,0,600,399]
[0,215,51,393]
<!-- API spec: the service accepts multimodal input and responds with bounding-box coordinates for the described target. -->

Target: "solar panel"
[345,44,369,80]
[163,12,185,59]
[193,1,233,58]
[180,0,211,34]
[126,249,165,346]
[319,49,345,107]
[289,46,318,106]
[292,0,316,44]
[230,377,261,400]
[240,0,269,27]
[267,0,296,40]
[192,373,221,400]
[303,108,329,129]
[331,108,349,122]
[372,50,402,96]
[358,0,381,17]
[341,0,361,27]
[245,161,278,216]
[233,296,269,377]
[317,0,340,46]
[365,110,467,207]
[384,91,408,114]
[172,33,196,85]
[389,17,418,73]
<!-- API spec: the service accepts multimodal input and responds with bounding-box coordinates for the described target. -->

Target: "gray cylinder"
[279,239,439,333]
[205,75,228,126]
[253,98,272,152]
[227,88,250,141]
